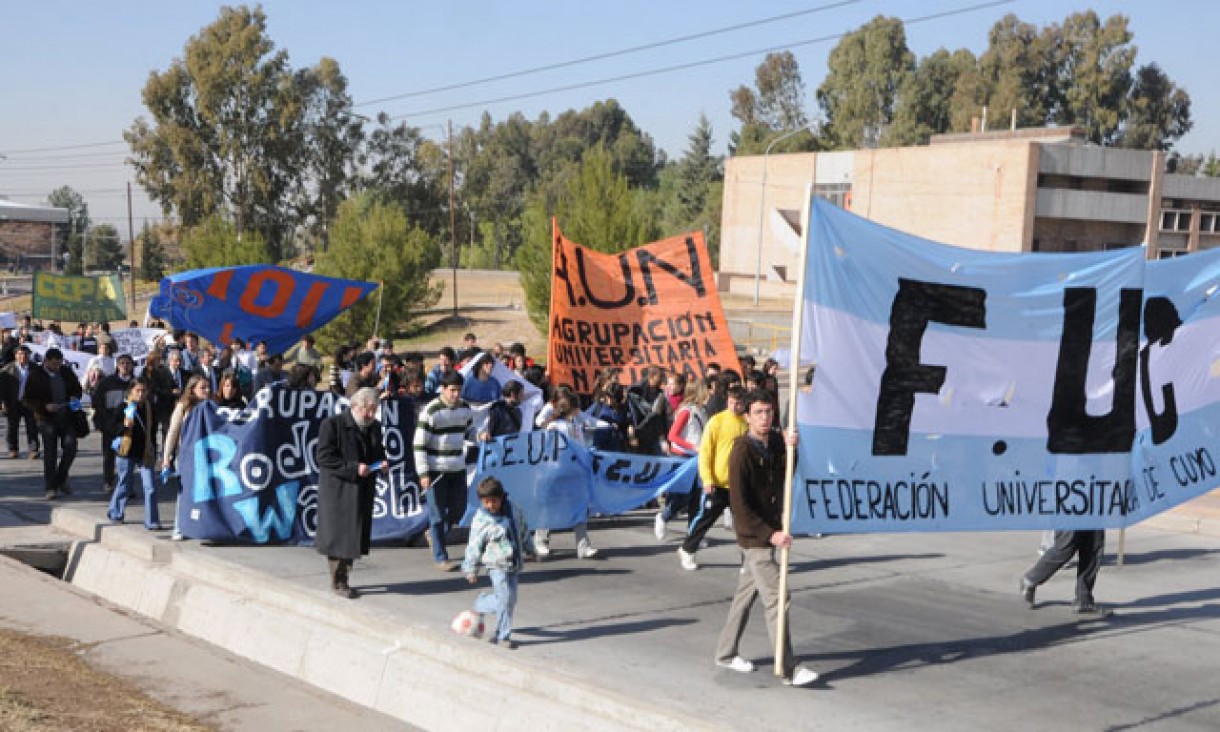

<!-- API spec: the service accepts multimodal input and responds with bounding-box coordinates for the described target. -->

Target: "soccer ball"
[450,610,485,638]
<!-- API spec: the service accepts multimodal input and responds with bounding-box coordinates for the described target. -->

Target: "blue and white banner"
[794,199,1220,534]
[467,431,700,529]
[178,386,426,544]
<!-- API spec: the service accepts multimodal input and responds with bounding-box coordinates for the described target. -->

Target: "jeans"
[108,457,160,528]
[38,414,76,493]
[473,568,518,642]
[426,471,468,563]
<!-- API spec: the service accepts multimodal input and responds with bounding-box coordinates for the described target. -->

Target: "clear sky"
[1,0,1215,233]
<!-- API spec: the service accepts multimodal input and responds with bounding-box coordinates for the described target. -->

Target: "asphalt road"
[3,441,1219,731]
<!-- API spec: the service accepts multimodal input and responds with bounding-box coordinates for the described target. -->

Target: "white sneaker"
[577,539,599,559]
[722,508,733,530]
[716,656,755,673]
[535,542,551,558]
[678,547,698,571]
[653,512,666,541]
[170,531,184,542]
[783,666,819,687]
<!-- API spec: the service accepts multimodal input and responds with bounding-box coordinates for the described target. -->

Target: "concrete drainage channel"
[18,506,718,732]
[0,541,71,576]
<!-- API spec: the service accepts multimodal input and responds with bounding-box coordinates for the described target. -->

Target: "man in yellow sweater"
[679,385,746,570]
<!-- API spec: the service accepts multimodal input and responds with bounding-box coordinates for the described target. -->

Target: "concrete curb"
[51,507,724,732]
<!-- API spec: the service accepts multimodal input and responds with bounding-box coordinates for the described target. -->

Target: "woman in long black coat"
[314,387,387,598]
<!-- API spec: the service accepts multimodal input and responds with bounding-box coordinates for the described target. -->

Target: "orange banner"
[547,221,738,394]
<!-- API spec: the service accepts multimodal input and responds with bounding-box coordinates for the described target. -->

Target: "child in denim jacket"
[461,476,532,648]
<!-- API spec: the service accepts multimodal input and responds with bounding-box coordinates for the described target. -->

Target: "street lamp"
[753,126,813,305]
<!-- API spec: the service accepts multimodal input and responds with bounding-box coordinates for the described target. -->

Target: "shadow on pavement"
[808,600,1220,682]
[514,616,698,646]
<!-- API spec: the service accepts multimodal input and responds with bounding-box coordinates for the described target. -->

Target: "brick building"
[719,127,1220,298]
[0,200,69,270]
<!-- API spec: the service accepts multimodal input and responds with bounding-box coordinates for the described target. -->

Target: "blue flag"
[149,265,377,354]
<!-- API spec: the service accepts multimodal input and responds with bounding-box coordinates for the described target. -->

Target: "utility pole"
[127,181,136,319]
[448,119,458,318]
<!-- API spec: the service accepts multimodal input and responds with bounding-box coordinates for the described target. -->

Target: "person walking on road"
[713,389,818,687]
[413,371,474,571]
[314,387,387,598]
[106,379,162,530]
[1020,530,1109,615]
[22,348,82,500]
[461,476,533,648]
[678,385,746,570]
[1,345,41,460]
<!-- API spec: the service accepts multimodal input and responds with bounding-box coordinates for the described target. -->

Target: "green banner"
[32,272,127,322]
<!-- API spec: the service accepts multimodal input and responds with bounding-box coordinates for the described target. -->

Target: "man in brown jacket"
[713,389,818,687]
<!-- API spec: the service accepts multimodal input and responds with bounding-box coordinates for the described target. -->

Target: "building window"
[1161,210,1192,232]
[813,182,852,209]
[1202,214,1215,234]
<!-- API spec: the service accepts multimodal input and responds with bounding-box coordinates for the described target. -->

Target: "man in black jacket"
[1,345,41,459]
[22,349,83,500]
[314,387,387,598]
[479,380,524,442]
[712,390,818,687]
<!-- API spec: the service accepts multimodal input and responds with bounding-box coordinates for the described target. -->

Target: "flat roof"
[0,200,70,224]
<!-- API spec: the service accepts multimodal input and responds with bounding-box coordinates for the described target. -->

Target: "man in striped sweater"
[413,371,474,570]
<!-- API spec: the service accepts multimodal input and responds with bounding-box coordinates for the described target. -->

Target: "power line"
[355,0,862,108]
[0,162,131,172]
[389,0,1014,121]
[0,140,127,155]
[3,150,130,163]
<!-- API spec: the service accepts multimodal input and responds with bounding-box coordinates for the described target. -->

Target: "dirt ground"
[393,270,548,358]
[0,629,212,732]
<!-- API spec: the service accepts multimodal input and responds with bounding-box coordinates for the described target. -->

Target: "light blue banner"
[793,199,1220,535]
[466,431,699,529]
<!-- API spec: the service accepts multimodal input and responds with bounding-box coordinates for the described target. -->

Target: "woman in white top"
[536,393,599,559]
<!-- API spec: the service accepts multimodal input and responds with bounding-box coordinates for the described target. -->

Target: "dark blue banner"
[149,265,378,355]
[466,431,700,529]
[177,386,425,544]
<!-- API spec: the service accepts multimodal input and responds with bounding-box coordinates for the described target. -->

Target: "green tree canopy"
[312,195,443,352]
[180,214,272,269]
[886,48,976,146]
[730,52,815,154]
[125,5,362,261]
[137,223,167,282]
[662,114,723,263]
[1048,11,1136,144]
[360,113,449,237]
[46,186,89,275]
[1119,63,1192,151]
[85,224,125,271]
[817,16,914,149]
[517,145,661,333]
